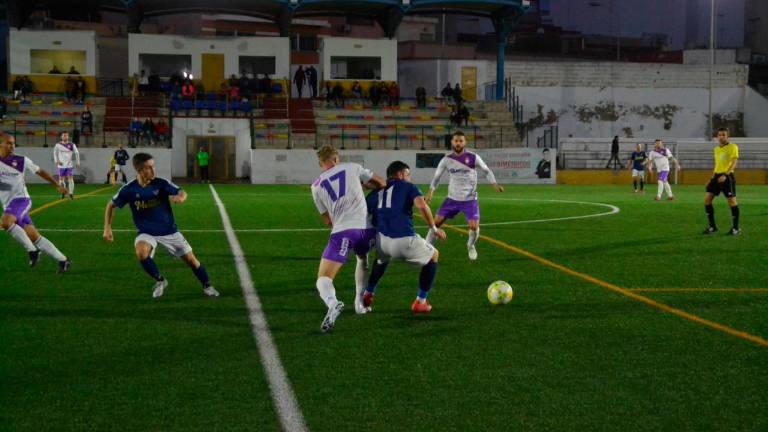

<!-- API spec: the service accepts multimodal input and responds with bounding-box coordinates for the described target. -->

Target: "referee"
[703,127,740,235]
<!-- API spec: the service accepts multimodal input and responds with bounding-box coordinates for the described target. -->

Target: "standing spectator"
[306,66,318,98]
[440,83,453,101]
[129,117,142,146]
[388,82,400,106]
[197,146,210,183]
[351,81,363,102]
[293,66,306,98]
[458,103,470,127]
[142,118,156,146]
[80,105,93,134]
[606,135,624,169]
[74,77,86,104]
[415,85,427,108]
[453,83,463,105]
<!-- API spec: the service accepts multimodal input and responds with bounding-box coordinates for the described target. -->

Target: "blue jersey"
[630,151,647,171]
[367,179,422,238]
[112,177,181,236]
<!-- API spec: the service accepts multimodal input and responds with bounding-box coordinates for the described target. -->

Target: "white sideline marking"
[208,184,308,432]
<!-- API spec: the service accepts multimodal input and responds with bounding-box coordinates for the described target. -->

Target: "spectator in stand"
[458,103,470,127]
[142,118,156,146]
[453,83,463,105]
[80,105,93,134]
[74,77,86,104]
[351,81,363,103]
[12,77,22,100]
[293,66,306,98]
[238,73,250,97]
[68,66,79,75]
[306,66,318,99]
[332,82,344,108]
[388,82,400,106]
[450,105,460,127]
[416,85,427,108]
[260,74,272,95]
[65,76,76,102]
[228,74,239,87]
[440,83,453,100]
[218,81,230,100]
[369,82,382,107]
[0,96,6,119]
[138,70,150,95]
[381,82,390,106]
[324,81,334,107]
[181,80,195,99]
[22,77,33,100]
[49,65,61,74]
[228,84,240,104]
[155,119,170,144]
[129,117,142,146]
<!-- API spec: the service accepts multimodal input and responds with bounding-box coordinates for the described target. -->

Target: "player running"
[1,133,72,272]
[363,161,446,314]
[424,130,503,260]
[645,139,681,201]
[703,127,740,235]
[53,132,79,199]
[103,152,219,299]
[311,145,385,332]
[627,143,647,193]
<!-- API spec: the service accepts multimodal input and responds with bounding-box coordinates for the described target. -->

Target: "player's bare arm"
[320,212,332,227]
[171,189,188,203]
[415,196,446,240]
[36,168,69,196]
[103,201,116,242]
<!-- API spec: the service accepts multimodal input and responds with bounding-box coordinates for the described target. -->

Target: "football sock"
[140,257,163,281]
[467,228,479,247]
[730,205,740,230]
[192,263,210,287]
[664,182,672,197]
[354,256,368,299]
[6,224,37,252]
[67,179,74,195]
[426,228,436,245]
[417,261,438,300]
[640,179,645,190]
[657,180,664,197]
[633,180,637,190]
[705,204,716,227]
[316,276,337,308]
[33,236,66,262]
[366,260,389,294]
[122,172,127,184]
[58,179,66,193]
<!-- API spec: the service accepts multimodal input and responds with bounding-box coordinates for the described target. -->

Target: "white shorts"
[135,232,193,258]
[632,169,645,178]
[375,233,436,266]
[115,164,124,173]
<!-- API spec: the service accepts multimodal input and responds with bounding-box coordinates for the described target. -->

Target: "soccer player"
[645,139,681,201]
[113,144,130,185]
[102,152,219,299]
[53,132,79,199]
[628,143,647,193]
[363,161,447,314]
[703,128,740,235]
[0,133,72,272]
[311,145,385,332]
[424,130,503,260]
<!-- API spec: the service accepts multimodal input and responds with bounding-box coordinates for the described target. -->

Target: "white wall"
[9,29,98,75]
[17,148,172,184]
[128,34,290,79]
[170,118,251,178]
[319,37,398,82]
[744,87,768,137]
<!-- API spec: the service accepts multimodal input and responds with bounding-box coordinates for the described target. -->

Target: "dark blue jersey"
[114,149,130,166]
[368,179,422,238]
[630,151,647,171]
[112,177,180,236]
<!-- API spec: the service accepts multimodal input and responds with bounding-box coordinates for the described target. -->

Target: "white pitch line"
[208,184,308,432]
[479,198,620,226]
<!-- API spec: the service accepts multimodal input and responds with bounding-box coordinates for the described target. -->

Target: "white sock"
[6,224,37,252]
[316,276,338,308]
[67,179,74,195]
[355,256,368,300]
[468,228,479,247]
[657,180,664,197]
[58,179,66,193]
[426,229,436,245]
[664,182,673,197]
[34,236,67,262]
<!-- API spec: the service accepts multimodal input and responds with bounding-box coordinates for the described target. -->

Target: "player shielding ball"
[424,131,503,260]
[311,145,385,332]
[1,133,72,272]
[645,139,681,201]
[703,128,740,235]
[103,152,219,299]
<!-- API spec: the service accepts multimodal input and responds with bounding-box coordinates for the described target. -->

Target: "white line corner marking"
[209,184,308,432]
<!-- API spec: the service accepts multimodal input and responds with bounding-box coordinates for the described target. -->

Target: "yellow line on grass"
[30,186,115,215]
[442,224,768,348]
[629,288,768,293]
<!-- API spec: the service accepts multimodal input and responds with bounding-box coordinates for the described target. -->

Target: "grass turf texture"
[1,184,766,431]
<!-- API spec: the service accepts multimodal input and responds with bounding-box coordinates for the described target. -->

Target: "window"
[31,50,86,74]
[291,34,317,52]
[330,57,381,80]
[138,54,192,78]
[239,56,276,76]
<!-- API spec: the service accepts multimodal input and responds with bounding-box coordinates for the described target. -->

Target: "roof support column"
[277,5,294,38]
[492,12,515,101]
[125,1,143,33]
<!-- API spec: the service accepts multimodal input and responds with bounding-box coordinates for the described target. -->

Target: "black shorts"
[705,173,736,198]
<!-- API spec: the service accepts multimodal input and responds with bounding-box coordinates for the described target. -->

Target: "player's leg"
[703,187,717,233]
[57,169,67,198]
[352,229,375,314]
[23,223,70,272]
[409,239,439,314]
[639,172,645,192]
[664,181,673,199]
[1,209,38,262]
[463,200,481,260]
[317,258,345,332]
[725,175,739,234]
[120,166,127,184]
[427,198,457,244]
[66,174,75,197]
[632,173,638,192]
[134,235,167,297]
[179,249,219,297]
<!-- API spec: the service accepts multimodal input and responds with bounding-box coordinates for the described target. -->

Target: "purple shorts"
[3,197,33,227]
[58,167,73,177]
[437,198,480,221]
[658,170,670,182]
[322,228,376,264]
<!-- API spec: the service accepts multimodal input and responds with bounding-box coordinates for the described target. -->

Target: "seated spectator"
[388,82,400,106]
[219,82,230,99]
[381,82,390,106]
[129,117,142,146]
[80,105,93,134]
[260,74,272,94]
[332,82,344,108]
[228,74,239,87]
[68,66,80,75]
[49,65,61,74]
[369,82,382,107]
[181,80,195,99]
[228,84,240,103]
[142,118,156,145]
[416,85,427,108]
[155,119,170,143]
[351,81,363,102]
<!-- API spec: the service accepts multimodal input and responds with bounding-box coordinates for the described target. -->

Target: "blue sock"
[192,264,210,287]
[418,261,438,299]
[366,261,389,294]
[140,258,162,281]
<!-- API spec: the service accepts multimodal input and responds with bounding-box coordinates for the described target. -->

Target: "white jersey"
[429,150,497,201]
[648,148,673,172]
[0,154,40,208]
[53,142,80,168]
[311,162,374,233]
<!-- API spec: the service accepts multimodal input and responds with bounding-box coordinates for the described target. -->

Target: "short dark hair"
[132,152,154,170]
[542,148,550,153]
[717,127,729,135]
[452,131,466,138]
[386,160,410,178]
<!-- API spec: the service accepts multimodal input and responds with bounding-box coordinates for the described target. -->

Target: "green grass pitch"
[1,183,767,431]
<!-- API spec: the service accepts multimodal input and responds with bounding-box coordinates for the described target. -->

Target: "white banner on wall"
[475,148,556,184]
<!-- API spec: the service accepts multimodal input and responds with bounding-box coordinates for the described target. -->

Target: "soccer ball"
[487,281,514,305]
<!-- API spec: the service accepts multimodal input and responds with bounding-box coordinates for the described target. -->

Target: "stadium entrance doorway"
[186,136,236,181]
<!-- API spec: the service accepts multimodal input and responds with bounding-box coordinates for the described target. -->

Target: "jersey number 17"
[321,170,346,202]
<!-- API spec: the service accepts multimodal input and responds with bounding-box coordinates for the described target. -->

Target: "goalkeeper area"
[2,183,767,431]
